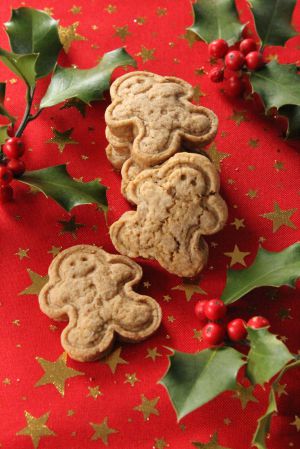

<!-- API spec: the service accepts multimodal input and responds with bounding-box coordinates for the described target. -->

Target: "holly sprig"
[0,7,136,209]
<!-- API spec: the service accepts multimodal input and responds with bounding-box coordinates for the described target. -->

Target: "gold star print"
[229,110,248,125]
[274,160,285,171]
[104,4,117,14]
[2,377,11,385]
[232,383,258,409]
[156,7,167,16]
[124,373,140,386]
[35,352,84,396]
[155,438,168,449]
[172,282,207,302]
[193,329,202,341]
[231,218,245,230]
[19,269,49,296]
[58,216,85,238]
[206,143,230,171]
[102,347,128,374]
[291,416,300,431]
[47,127,78,153]
[248,165,256,171]
[16,411,55,448]
[193,85,205,103]
[248,138,259,148]
[135,16,146,25]
[224,244,250,267]
[224,418,231,426]
[163,295,172,302]
[58,22,86,53]
[146,347,162,361]
[180,30,199,47]
[12,319,20,326]
[48,246,62,257]
[43,7,54,16]
[70,5,81,14]
[134,395,160,420]
[261,202,297,232]
[193,432,232,449]
[265,53,279,62]
[114,25,131,42]
[274,382,287,397]
[90,417,118,444]
[168,315,175,323]
[143,281,151,288]
[195,67,206,76]
[246,189,258,199]
[87,386,103,399]
[15,248,29,260]
[136,45,156,63]
[67,409,75,416]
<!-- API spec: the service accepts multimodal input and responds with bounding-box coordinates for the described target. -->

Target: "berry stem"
[15,86,36,137]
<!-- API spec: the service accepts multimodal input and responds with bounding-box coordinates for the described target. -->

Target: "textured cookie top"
[105,71,218,167]
[110,153,228,278]
[39,245,161,362]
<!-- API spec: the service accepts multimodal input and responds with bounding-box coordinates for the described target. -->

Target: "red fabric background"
[0,1,300,448]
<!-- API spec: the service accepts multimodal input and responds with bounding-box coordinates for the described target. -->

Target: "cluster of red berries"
[207,38,265,97]
[0,135,26,203]
[194,298,270,346]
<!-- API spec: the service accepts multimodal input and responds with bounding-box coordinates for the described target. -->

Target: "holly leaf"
[188,0,244,45]
[5,7,62,78]
[40,47,136,108]
[160,347,246,420]
[249,0,297,47]
[0,48,37,87]
[18,165,107,212]
[221,243,300,304]
[246,328,294,385]
[0,125,9,146]
[0,83,16,123]
[279,104,300,139]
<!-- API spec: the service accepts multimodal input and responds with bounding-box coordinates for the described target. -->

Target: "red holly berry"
[202,322,225,345]
[7,158,26,177]
[209,67,224,83]
[204,299,227,321]
[245,51,264,70]
[224,50,245,70]
[208,39,229,59]
[194,300,209,323]
[247,316,270,329]
[239,38,257,55]
[0,185,13,203]
[0,165,13,186]
[227,318,247,341]
[225,75,245,97]
[2,137,25,159]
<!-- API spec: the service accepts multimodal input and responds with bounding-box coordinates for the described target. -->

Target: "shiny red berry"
[227,318,247,341]
[245,51,264,70]
[239,38,257,55]
[194,300,209,322]
[202,322,225,345]
[0,165,13,186]
[225,50,245,71]
[2,137,25,159]
[204,299,227,321]
[7,159,26,177]
[209,67,224,83]
[0,185,13,203]
[225,75,245,97]
[247,316,270,329]
[208,39,229,59]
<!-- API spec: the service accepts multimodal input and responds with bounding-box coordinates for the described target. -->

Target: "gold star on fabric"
[224,245,250,267]
[261,202,297,232]
[114,25,131,42]
[193,432,232,449]
[104,4,117,14]
[156,7,167,16]
[135,16,146,25]
[70,5,81,14]
[224,418,231,426]
[143,281,151,288]
[134,395,160,420]
[265,53,279,62]
[2,377,11,385]
[146,347,162,361]
[274,382,287,397]
[16,411,55,449]
[87,386,103,399]
[102,347,128,374]
[248,165,256,171]
[48,246,62,257]
[58,22,86,53]
[229,110,248,125]
[35,352,84,396]
[246,189,258,199]
[19,269,49,296]
[231,218,245,230]
[192,85,205,103]
[124,373,140,386]
[172,282,207,301]
[58,216,84,238]
[167,315,175,323]
[278,307,292,320]
[15,248,29,260]
[90,417,118,444]
[274,160,285,171]
[180,30,199,47]
[248,138,259,148]
[12,319,20,326]
[47,127,78,153]
[232,383,259,409]
[43,7,54,16]
[291,416,300,431]
[155,438,168,449]
[67,409,75,416]
[136,45,156,63]
[206,143,230,171]
[193,329,202,340]
[163,295,172,302]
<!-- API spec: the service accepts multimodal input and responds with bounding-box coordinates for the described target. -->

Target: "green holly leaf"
[188,0,244,45]
[0,48,37,87]
[0,83,16,123]
[279,104,300,139]
[249,0,297,47]
[18,164,107,212]
[160,347,246,420]
[40,47,136,108]
[0,125,9,146]
[246,328,294,385]
[5,7,62,78]
[221,243,300,304]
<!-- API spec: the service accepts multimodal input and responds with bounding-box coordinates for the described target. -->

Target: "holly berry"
[0,185,13,203]
[202,322,225,345]
[204,299,227,321]
[0,165,13,186]
[208,39,229,59]
[224,50,245,70]
[245,51,264,70]
[247,316,270,329]
[2,137,25,159]
[227,318,247,341]
[225,75,245,97]
[209,67,224,83]
[7,158,26,177]
[194,300,208,323]
[239,38,257,55]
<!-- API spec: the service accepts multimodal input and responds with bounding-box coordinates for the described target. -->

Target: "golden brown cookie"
[39,245,162,362]
[110,153,228,277]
